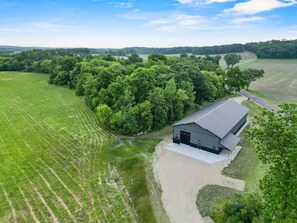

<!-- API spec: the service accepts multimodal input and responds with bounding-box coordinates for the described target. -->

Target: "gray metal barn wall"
[173,123,220,151]
[229,114,248,135]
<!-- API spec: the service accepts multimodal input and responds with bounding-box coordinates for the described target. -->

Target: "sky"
[0,0,297,48]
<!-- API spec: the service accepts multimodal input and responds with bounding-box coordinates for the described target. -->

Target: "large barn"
[172,100,248,154]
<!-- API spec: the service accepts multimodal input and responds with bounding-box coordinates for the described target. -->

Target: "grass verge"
[196,185,240,218]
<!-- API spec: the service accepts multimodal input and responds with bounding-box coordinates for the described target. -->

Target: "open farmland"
[222,52,297,104]
[0,72,138,222]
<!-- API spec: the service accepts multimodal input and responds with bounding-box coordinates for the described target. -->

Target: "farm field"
[0,72,139,222]
[222,52,297,104]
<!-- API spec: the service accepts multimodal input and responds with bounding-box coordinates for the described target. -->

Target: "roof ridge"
[194,100,230,123]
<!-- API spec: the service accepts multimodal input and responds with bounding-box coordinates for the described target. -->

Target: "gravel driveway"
[153,139,245,223]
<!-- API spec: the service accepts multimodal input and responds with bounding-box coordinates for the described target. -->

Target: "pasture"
[0,72,139,222]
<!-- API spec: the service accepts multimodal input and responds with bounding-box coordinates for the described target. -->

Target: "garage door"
[180,131,191,145]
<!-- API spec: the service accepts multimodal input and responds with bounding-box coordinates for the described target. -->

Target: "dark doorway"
[180,131,191,145]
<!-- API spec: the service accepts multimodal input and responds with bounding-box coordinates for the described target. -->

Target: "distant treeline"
[0,47,90,56]
[89,39,297,59]
[244,40,297,59]
[1,39,297,59]
[0,48,90,71]
[91,44,244,56]
[89,44,243,56]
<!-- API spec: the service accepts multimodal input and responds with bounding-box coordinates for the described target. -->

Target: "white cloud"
[0,22,75,34]
[24,22,73,32]
[207,0,236,3]
[177,0,194,4]
[231,16,265,24]
[150,13,207,31]
[0,28,21,32]
[224,0,297,15]
[114,2,133,8]
[176,0,236,5]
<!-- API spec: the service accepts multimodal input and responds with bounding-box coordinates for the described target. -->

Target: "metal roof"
[220,133,240,151]
[173,99,249,139]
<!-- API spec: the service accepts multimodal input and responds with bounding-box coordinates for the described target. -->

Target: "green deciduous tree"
[164,79,177,122]
[243,68,265,90]
[148,88,168,130]
[174,89,189,120]
[224,53,242,69]
[224,67,247,92]
[96,104,113,126]
[126,54,143,65]
[83,74,100,109]
[130,101,153,133]
[127,67,155,103]
[148,54,167,62]
[247,103,297,221]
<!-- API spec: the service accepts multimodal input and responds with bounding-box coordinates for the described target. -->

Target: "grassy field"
[0,72,167,223]
[221,52,297,104]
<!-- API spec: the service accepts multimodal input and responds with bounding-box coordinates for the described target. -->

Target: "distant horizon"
[1,37,297,50]
[1,1,297,48]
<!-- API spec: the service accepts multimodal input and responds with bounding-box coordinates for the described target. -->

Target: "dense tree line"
[0,48,89,72]
[0,45,41,54]
[245,39,297,59]
[89,39,297,59]
[90,44,245,56]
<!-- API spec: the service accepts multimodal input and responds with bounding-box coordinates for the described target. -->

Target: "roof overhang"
[220,133,240,151]
[172,100,249,138]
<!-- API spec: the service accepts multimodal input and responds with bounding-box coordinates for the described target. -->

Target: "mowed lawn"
[221,52,297,104]
[0,72,138,222]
